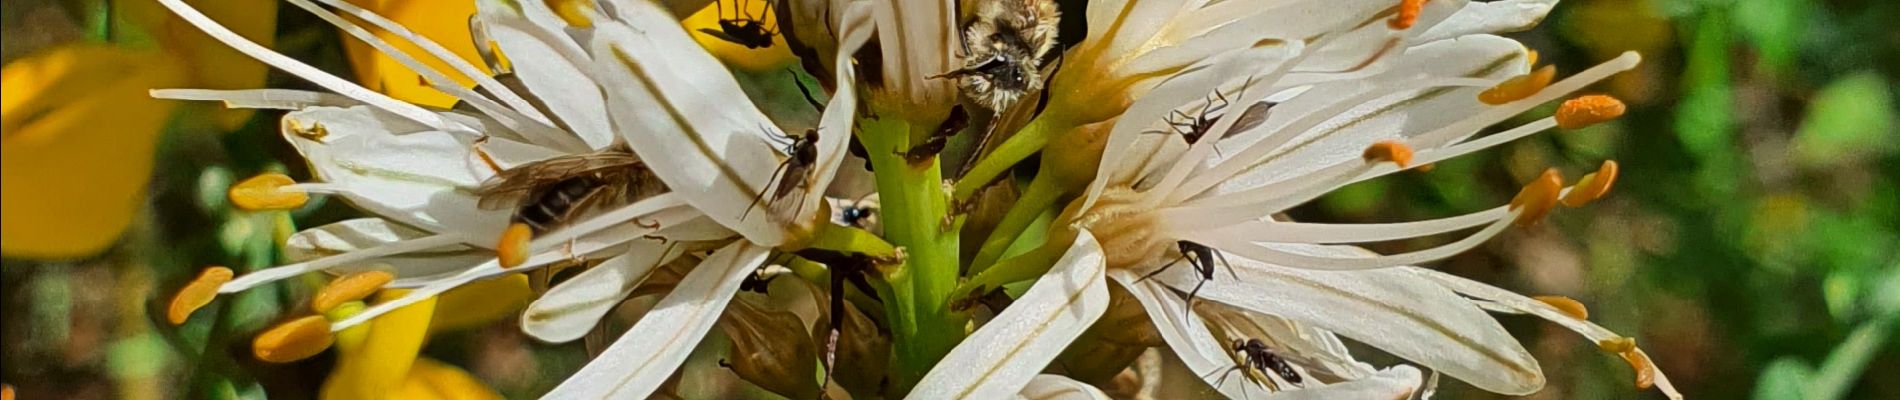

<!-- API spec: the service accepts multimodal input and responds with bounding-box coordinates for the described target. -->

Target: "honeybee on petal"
[476,144,667,239]
[935,0,1060,112]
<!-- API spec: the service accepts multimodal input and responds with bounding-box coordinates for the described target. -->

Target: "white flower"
[919,0,1682,399]
[151,0,869,397]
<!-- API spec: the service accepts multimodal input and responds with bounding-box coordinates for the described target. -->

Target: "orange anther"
[1561,160,1619,207]
[498,223,533,269]
[1479,65,1556,105]
[1556,94,1626,129]
[167,266,234,325]
[1525,50,1540,68]
[252,315,335,363]
[3,382,14,400]
[547,0,594,28]
[1597,336,1637,353]
[1510,168,1563,227]
[1619,349,1656,389]
[1362,140,1415,168]
[1415,163,1436,173]
[229,173,308,211]
[311,270,396,313]
[1534,295,1590,320]
[1389,0,1425,30]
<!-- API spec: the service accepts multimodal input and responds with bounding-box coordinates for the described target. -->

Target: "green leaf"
[1732,0,1809,74]
[1792,73,1898,167]
[1753,357,1813,400]
[1675,12,1735,160]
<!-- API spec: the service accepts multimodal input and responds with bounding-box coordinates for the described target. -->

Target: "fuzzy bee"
[934,0,1061,112]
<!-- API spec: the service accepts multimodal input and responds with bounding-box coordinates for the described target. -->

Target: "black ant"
[743,127,818,221]
[1143,89,1273,153]
[1136,241,1236,317]
[791,248,886,390]
[1208,338,1304,396]
[699,0,779,49]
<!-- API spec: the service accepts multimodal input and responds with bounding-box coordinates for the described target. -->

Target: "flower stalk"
[856,116,965,391]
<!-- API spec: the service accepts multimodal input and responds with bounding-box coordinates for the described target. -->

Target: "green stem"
[952,114,1068,202]
[953,238,1070,301]
[858,117,964,393]
[968,174,1065,274]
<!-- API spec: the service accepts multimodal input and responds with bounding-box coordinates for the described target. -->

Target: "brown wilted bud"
[720,297,819,399]
[811,291,890,397]
[1056,284,1161,383]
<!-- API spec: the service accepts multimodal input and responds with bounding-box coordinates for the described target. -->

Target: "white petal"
[521,239,688,343]
[283,106,511,239]
[542,241,770,399]
[911,231,1109,400]
[1262,365,1423,400]
[150,88,357,110]
[477,0,618,149]
[870,0,957,109]
[800,2,874,220]
[1143,244,1545,395]
[1416,0,1559,44]
[283,218,490,288]
[587,0,794,245]
[1015,375,1111,400]
[1199,306,1376,382]
[1111,271,1268,399]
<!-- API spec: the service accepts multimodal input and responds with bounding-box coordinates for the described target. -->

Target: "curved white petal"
[1261,365,1423,400]
[1416,0,1559,44]
[911,231,1109,400]
[1112,271,1267,399]
[476,0,618,150]
[800,2,875,221]
[1016,375,1111,400]
[150,88,358,110]
[543,241,770,399]
[520,239,688,343]
[588,0,794,245]
[1141,244,1545,395]
[283,107,511,239]
[1200,305,1376,382]
[283,218,491,288]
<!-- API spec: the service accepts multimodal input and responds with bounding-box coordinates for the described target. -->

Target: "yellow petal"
[117,0,278,129]
[1,44,186,258]
[681,0,796,71]
[341,0,489,108]
[322,289,437,400]
[429,274,533,333]
[392,358,503,400]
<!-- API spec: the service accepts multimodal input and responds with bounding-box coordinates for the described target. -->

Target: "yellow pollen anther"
[2,383,12,400]
[229,173,308,211]
[311,270,395,313]
[1362,140,1415,168]
[1562,160,1619,207]
[1534,295,1590,319]
[1389,0,1424,30]
[1479,65,1556,105]
[1510,168,1564,227]
[252,315,335,363]
[1622,350,1657,389]
[1597,336,1637,353]
[1556,94,1626,129]
[167,266,234,325]
[547,0,594,28]
[498,223,533,269]
[1525,50,1539,68]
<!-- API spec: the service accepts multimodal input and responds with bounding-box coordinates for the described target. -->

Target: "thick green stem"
[858,117,964,393]
[953,237,1070,300]
[968,174,1065,274]
[952,114,1069,202]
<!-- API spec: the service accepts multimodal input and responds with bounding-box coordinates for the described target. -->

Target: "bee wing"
[1221,101,1273,140]
[475,152,645,209]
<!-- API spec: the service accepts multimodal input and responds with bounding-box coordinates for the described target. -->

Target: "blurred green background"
[3,0,1898,398]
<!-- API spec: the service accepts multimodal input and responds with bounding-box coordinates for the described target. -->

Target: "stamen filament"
[1190,214,1517,271]
[222,233,466,293]
[1195,206,1510,244]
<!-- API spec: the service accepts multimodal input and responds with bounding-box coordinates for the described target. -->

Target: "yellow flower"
[0,0,276,259]
[340,0,489,107]
[1,44,184,258]
[321,278,527,400]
